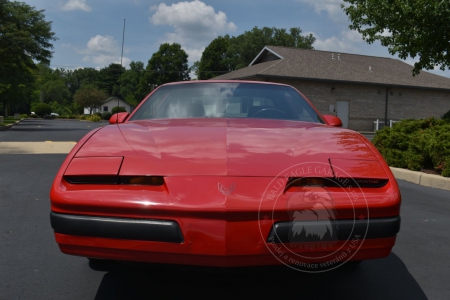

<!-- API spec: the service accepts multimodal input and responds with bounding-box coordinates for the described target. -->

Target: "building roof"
[213,46,450,90]
[103,96,127,105]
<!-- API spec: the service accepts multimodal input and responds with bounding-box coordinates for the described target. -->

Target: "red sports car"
[50,81,401,272]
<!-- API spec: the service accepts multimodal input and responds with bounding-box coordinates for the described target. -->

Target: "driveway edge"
[0,122,18,130]
[390,167,450,191]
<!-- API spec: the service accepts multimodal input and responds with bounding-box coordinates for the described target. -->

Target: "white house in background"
[83,97,133,115]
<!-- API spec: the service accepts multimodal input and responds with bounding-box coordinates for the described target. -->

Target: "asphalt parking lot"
[1,119,449,299]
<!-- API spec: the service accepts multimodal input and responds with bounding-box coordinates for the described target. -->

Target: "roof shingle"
[213,46,450,90]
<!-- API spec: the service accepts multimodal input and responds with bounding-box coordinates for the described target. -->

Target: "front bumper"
[268,216,400,243]
[50,212,183,243]
[51,212,400,267]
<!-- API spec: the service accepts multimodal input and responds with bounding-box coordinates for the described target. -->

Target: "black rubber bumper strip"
[50,212,184,243]
[267,216,401,243]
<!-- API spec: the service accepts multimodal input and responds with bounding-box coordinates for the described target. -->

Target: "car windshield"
[130,82,324,123]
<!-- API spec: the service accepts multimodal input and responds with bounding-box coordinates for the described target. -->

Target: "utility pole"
[119,19,126,109]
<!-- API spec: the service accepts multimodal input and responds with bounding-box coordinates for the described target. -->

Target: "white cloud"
[78,35,130,68]
[149,0,236,63]
[61,0,92,12]
[297,0,345,21]
[380,29,392,37]
[183,47,205,64]
[85,35,117,54]
[341,30,363,43]
[403,57,450,76]
[313,30,363,53]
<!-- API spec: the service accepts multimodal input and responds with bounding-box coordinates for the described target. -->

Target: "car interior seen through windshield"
[130,83,324,123]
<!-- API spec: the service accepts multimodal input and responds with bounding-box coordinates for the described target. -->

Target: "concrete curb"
[390,167,450,191]
[0,120,20,130]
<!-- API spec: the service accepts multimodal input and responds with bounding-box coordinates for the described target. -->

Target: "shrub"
[94,112,103,118]
[111,106,127,114]
[87,115,102,122]
[102,112,112,120]
[79,114,89,120]
[373,118,450,177]
[50,101,72,116]
[34,103,52,117]
[442,158,450,177]
[29,114,37,118]
[443,109,450,122]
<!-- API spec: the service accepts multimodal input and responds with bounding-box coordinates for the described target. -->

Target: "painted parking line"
[0,141,77,154]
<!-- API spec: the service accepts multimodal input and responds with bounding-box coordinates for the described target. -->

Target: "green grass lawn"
[0,116,22,126]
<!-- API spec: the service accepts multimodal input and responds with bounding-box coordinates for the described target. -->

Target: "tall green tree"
[73,84,108,115]
[120,61,145,106]
[342,0,450,75]
[0,0,56,66]
[195,27,316,77]
[65,67,100,96]
[0,59,36,115]
[97,63,125,96]
[228,27,315,70]
[140,43,190,92]
[0,0,56,115]
[196,35,232,80]
[40,79,70,104]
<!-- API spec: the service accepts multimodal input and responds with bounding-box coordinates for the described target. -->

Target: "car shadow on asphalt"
[91,252,426,299]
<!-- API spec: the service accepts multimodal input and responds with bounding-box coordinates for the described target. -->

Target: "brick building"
[213,46,450,131]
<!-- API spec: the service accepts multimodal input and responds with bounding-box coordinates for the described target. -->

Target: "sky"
[23,0,450,79]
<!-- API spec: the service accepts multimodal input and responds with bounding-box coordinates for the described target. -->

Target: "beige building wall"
[255,77,450,131]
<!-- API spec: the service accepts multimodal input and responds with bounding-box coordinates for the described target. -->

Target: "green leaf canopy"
[342,0,450,75]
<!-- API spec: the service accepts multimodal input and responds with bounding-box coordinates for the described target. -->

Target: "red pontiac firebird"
[50,81,400,271]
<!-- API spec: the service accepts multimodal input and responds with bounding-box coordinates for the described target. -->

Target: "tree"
[228,27,315,70]
[342,0,450,75]
[0,58,36,115]
[34,103,51,117]
[73,85,108,115]
[195,27,316,77]
[49,101,72,116]
[120,61,146,106]
[196,36,233,80]
[40,79,70,104]
[65,67,100,97]
[0,0,56,66]
[0,0,57,115]
[97,63,125,96]
[140,43,190,92]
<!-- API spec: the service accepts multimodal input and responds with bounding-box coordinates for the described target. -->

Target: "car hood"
[75,118,382,177]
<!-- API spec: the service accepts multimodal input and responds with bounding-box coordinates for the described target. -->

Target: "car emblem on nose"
[218,182,236,195]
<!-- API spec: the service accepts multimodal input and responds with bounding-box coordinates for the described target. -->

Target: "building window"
[103,106,108,112]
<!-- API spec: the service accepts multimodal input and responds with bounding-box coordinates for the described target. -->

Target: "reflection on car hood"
[75,118,379,177]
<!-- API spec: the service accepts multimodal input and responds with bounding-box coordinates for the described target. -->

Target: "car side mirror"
[109,112,129,124]
[323,115,343,127]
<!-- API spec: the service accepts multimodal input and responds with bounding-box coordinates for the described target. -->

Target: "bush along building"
[214,46,450,131]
